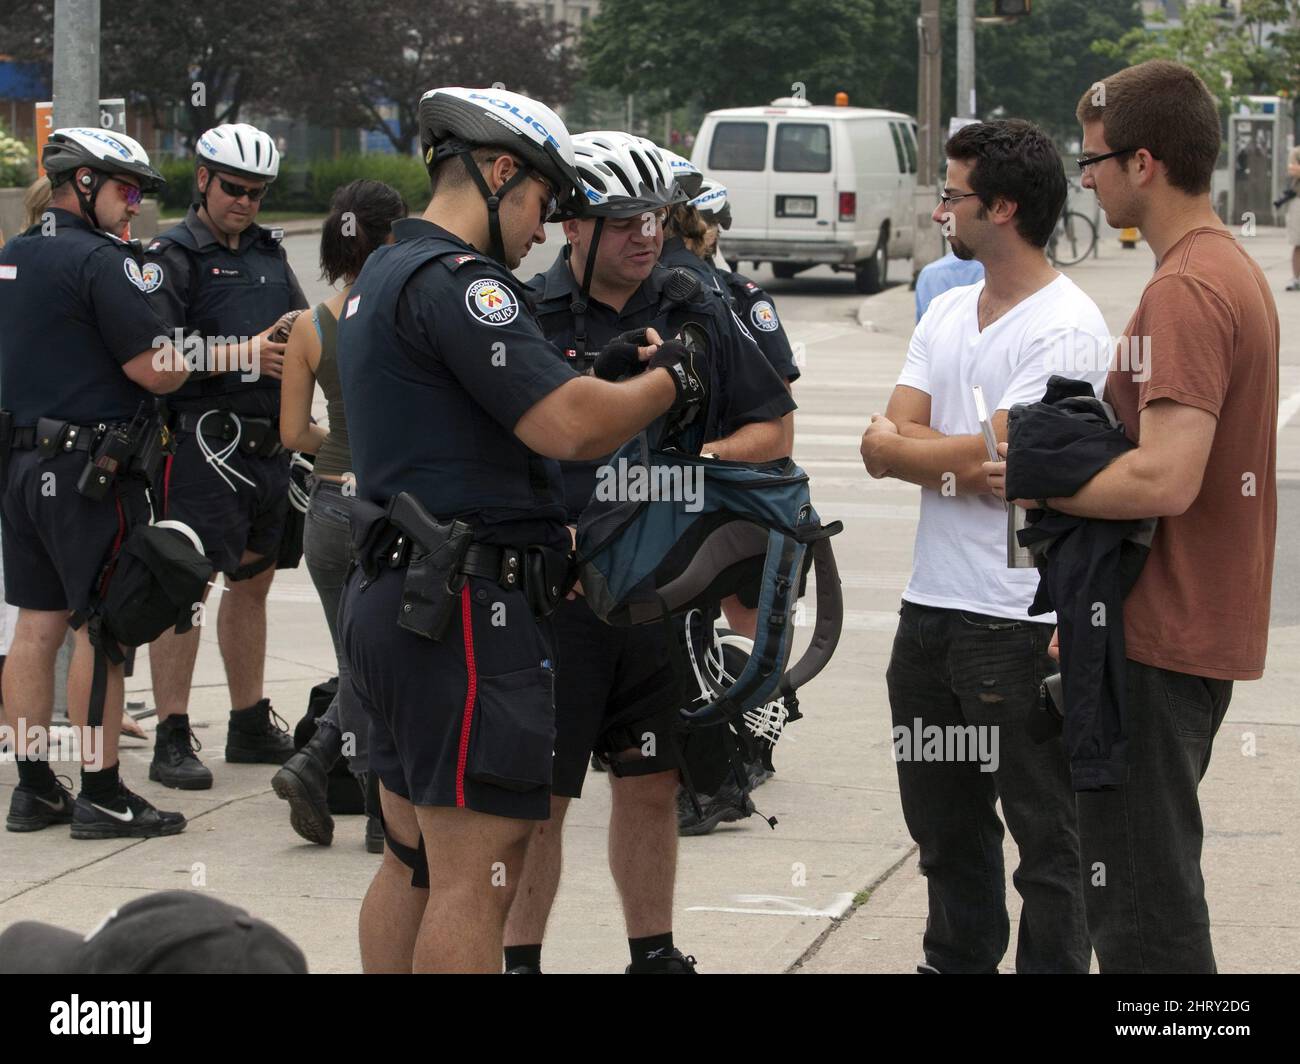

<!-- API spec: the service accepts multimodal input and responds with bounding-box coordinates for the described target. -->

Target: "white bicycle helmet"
[43,127,165,192]
[568,130,682,217]
[690,179,732,230]
[418,86,582,207]
[659,147,704,199]
[195,123,280,183]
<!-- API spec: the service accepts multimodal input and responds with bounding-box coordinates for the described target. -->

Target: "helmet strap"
[571,216,604,368]
[457,150,530,266]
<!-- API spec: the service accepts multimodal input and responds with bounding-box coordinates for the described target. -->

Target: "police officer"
[0,129,191,838]
[336,87,707,974]
[144,124,307,789]
[501,131,795,974]
[661,179,801,392]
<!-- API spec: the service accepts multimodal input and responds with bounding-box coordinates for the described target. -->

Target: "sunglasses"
[110,178,144,207]
[216,175,268,202]
[1076,147,1137,171]
[531,173,558,222]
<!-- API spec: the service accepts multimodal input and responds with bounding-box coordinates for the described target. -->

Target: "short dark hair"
[428,146,506,195]
[944,119,1067,248]
[319,180,408,285]
[1076,60,1220,195]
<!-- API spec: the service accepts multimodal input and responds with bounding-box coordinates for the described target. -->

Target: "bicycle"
[1048,204,1097,267]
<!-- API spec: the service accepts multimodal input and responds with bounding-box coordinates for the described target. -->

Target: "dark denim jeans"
[1076,660,1232,973]
[303,478,368,777]
[886,600,1090,973]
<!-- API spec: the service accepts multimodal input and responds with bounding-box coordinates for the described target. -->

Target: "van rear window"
[775,123,831,173]
[709,122,768,171]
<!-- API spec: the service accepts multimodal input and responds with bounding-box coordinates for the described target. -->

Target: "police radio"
[76,421,137,501]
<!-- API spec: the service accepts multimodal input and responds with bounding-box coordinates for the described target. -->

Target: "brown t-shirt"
[1105,227,1278,681]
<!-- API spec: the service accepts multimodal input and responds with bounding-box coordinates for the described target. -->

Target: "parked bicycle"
[1048,180,1098,267]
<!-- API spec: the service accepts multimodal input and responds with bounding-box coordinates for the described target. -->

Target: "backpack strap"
[780,524,844,698]
[678,528,802,729]
[677,520,843,731]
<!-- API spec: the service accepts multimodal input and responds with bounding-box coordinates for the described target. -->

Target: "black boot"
[271,722,341,845]
[225,698,296,764]
[149,714,213,790]
[363,771,384,854]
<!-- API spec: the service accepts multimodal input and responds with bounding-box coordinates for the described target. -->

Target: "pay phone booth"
[1228,95,1294,228]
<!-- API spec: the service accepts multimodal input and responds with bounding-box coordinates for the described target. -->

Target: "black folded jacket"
[1007,375,1156,791]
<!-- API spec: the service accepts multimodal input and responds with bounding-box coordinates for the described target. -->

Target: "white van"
[691,98,918,292]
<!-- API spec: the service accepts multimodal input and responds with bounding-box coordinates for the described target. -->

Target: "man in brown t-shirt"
[988,61,1278,972]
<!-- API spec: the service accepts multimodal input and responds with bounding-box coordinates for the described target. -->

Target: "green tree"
[581,0,880,112]
[954,0,1144,142]
[1091,0,1294,109]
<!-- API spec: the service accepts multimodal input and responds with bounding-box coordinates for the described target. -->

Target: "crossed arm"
[860,384,1006,496]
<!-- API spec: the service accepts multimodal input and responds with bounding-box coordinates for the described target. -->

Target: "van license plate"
[777,196,816,218]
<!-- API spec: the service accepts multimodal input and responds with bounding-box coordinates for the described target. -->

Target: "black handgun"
[387,492,474,642]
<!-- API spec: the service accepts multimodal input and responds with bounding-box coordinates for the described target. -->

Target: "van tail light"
[839,192,856,222]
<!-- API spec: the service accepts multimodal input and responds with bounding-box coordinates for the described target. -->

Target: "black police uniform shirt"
[337,218,575,552]
[0,208,169,424]
[659,236,800,384]
[718,268,800,383]
[528,248,796,521]
[145,205,308,418]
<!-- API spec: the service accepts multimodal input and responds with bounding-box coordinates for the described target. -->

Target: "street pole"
[52,0,100,129]
[914,0,944,280]
[957,0,976,119]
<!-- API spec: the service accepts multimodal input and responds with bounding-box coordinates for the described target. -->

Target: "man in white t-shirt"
[860,120,1110,973]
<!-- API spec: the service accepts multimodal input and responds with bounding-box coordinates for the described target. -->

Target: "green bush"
[155,153,430,214]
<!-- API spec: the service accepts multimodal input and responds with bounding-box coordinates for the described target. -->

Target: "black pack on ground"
[292,677,365,815]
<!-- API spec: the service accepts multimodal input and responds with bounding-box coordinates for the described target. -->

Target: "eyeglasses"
[938,189,980,207]
[531,173,558,223]
[1076,147,1137,171]
[110,178,144,207]
[216,175,268,202]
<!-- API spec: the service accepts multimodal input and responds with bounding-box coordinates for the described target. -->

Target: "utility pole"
[52,0,101,128]
[956,0,976,119]
[914,0,944,280]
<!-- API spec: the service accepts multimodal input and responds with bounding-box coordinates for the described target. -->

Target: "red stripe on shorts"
[162,454,174,515]
[455,584,477,807]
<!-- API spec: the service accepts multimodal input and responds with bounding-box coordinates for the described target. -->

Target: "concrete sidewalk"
[1,223,1296,974]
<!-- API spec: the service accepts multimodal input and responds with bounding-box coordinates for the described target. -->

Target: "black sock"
[230,699,268,721]
[159,713,190,733]
[80,762,121,804]
[629,933,675,968]
[17,756,57,791]
[504,944,542,972]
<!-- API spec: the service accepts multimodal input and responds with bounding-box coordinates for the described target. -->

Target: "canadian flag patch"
[345,295,361,318]
[0,265,16,280]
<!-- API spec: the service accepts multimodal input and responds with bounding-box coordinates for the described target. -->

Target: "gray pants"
[303,479,368,777]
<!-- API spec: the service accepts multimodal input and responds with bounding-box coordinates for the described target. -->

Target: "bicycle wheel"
[1051,211,1097,267]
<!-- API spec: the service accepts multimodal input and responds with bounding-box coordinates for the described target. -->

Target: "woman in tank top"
[277,179,406,853]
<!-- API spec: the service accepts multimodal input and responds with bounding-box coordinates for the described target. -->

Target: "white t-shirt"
[897,274,1111,622]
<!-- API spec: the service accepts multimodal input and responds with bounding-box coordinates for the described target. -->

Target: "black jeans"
[886,600,1090,973]
[1076,660,1232,973]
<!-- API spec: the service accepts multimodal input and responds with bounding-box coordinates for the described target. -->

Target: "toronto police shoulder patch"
[750,300,780,332]
[465,277,519,326]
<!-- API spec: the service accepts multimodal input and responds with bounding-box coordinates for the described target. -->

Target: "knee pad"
[377,810,429,889]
